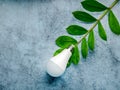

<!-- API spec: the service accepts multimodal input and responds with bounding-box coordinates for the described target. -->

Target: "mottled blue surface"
[0,0,120,90]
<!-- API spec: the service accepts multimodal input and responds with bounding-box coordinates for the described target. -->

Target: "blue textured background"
[0,0,120,90]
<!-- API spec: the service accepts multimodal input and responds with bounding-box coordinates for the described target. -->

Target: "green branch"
[54,0,120,67]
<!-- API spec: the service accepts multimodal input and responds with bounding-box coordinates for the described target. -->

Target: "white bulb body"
[47,48,72,77]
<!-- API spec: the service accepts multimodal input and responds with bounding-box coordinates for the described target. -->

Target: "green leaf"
[98,21,107,41]
[67,59,72,67]
[108,10,120,35]
[81,38,88,58]
[70,45,80,65]
[88,30,95,50]
[66,25,88,35]
[72,11,97,23]
[53,48,64,56]
[56,36,77,48]
[81,0,107,12]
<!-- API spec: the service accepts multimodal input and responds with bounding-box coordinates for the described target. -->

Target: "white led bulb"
[46,45,74,77]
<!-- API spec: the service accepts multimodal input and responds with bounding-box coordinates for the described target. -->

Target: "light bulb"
[46,45,74,77]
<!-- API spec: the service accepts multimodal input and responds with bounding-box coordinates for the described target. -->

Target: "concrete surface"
[0,0,120,90]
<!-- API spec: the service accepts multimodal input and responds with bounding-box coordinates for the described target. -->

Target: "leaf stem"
[77,0,119,45]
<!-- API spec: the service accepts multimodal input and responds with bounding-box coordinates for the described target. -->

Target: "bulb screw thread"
[68,45,74,51]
